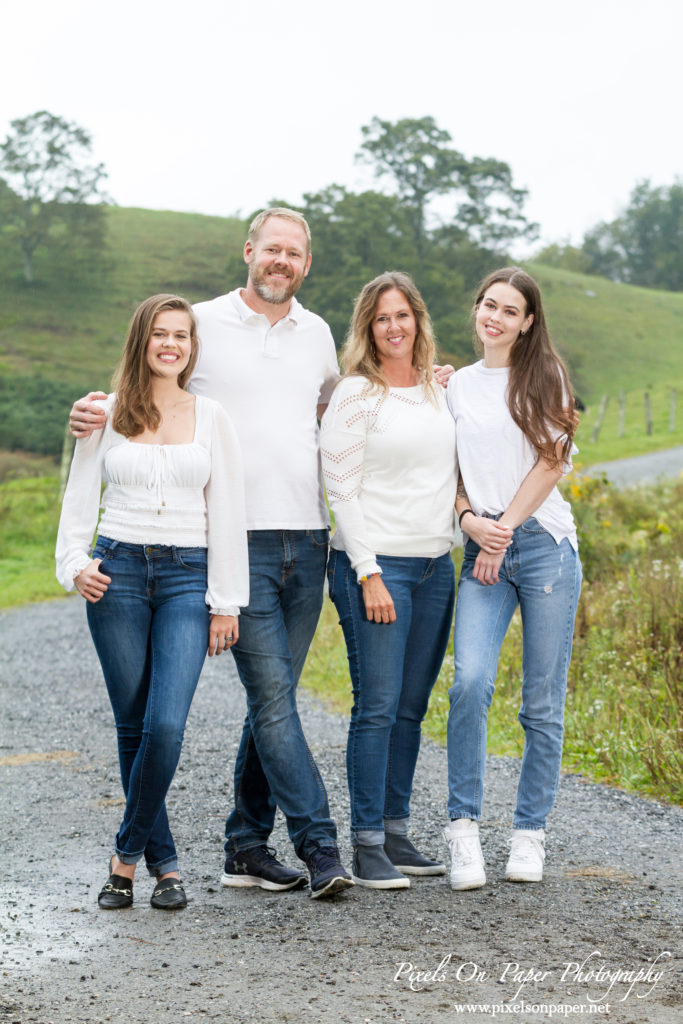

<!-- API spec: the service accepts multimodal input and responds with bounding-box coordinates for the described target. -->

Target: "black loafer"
[98,869,134,909]
[151,878,187,910]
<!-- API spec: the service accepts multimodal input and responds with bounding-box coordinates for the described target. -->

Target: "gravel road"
[1,599,681,1024]
[588,446,683,488]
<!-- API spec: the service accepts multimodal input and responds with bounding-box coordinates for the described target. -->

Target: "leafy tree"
[533,242,591,274]
[295,186,494,360]
[582,180,683,291]
[0,110,109,282]
[358,116,537,258]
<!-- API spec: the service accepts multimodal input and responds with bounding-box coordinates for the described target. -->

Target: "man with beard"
[69,208,352,899]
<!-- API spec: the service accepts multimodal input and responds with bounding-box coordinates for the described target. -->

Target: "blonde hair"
[247,207,311,255]
[341,272,437,399]
[111,294,198,438]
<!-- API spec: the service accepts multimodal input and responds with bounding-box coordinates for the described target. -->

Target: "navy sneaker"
[304,844,354,899]
[221,845,308,891]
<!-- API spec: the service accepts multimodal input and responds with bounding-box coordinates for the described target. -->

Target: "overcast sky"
[2,0,680,256]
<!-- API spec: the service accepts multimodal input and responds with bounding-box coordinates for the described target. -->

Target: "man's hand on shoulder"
[433,364,455,388]
[70,391,108,438]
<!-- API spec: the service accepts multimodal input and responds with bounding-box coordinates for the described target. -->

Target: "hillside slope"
[1,206,682,462]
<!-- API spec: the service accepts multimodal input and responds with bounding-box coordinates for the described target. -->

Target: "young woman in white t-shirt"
[56,294,248,911]
[321,272,510,890]
[443,267,582,889]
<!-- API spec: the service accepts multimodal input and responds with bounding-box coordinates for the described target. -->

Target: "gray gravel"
[1,599,681,1024]
[588,446,683,488]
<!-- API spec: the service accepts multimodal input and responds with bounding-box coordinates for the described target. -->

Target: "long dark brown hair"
[473,267,575,466]
[112,294,199,438]
[342,271,437,400]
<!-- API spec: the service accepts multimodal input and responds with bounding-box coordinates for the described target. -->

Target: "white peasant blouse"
[55,394,249,615]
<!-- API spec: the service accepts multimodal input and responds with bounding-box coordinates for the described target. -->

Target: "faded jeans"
[447,517,582,830]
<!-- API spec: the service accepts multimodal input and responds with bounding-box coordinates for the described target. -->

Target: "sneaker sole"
[449,872,486,891]
[220,872,308,892]
[352,873,410,889]
[505,871,543,883]
[310,875,355,899]
[392,863,446,876]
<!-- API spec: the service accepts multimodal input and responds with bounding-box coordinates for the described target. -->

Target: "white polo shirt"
[190,289,340,530]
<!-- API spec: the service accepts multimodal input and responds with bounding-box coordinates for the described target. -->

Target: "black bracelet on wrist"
[458,508,475,528]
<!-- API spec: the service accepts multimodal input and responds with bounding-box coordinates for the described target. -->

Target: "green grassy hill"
[525,262,683,405]
[1,206,682,471]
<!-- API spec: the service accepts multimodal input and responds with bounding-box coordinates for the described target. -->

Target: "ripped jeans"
[446,517,581,830]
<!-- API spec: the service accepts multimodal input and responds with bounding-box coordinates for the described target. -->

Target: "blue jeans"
[327,548,455,842]
[224,529,336,859]
[86,538,209,875]
[447,517,582,830]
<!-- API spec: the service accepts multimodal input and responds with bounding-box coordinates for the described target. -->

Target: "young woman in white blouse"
[56,294,248,910]
[321,272,509,890]
[444,267,581,889]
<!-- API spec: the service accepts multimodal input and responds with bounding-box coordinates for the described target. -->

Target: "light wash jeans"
[447,517,582,830]
[87,538,210,876]
[328,548,455,843]
[224,529,337,860]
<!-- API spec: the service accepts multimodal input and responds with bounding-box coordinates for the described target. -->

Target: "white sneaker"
[505,829,545,882]
[443,820,486,890]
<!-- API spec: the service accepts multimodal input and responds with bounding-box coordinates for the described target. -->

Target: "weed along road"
[1,600,680,1024]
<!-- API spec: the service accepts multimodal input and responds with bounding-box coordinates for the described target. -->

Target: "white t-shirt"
[321,376,457,579]
[446,361,577,550]
[190,289,340,530]
[55,395,249,615]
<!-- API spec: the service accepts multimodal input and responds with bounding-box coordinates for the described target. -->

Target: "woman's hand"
[74,558,111,603]
[208,614,239,656]
[360,575,396,624]
[472,549,505,586]
[463,514,512,555]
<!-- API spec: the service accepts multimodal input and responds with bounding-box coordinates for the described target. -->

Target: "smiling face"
[146,309,193,378]
[371,288,418,370]
[475,281,534,366]
[244,216,311,306]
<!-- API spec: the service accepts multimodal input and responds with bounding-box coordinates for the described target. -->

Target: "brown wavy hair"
[473,267,575,467]
[341,271,437,400]
[111,294,199,438]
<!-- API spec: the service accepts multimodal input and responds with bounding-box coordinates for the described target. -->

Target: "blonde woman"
[321,272,507,889]
[56,294,248,910]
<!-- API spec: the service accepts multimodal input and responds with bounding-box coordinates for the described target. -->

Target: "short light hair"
[247,207,311,255]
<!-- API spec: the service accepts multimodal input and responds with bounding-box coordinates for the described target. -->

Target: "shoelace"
[249,845,280,865]
[307,845,340,870]
[451,835,481,867]
[509,835,544,862]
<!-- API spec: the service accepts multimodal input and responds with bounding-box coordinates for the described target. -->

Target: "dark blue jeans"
[87,538,209,875]
[327,548,455,841]
[224,529,337,859]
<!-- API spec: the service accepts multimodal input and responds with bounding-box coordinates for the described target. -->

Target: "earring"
[521,329,527,336]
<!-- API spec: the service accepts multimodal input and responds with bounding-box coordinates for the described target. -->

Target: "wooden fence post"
[590,394,609,443]
[644,392,653,436]
[617,390,626,438]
